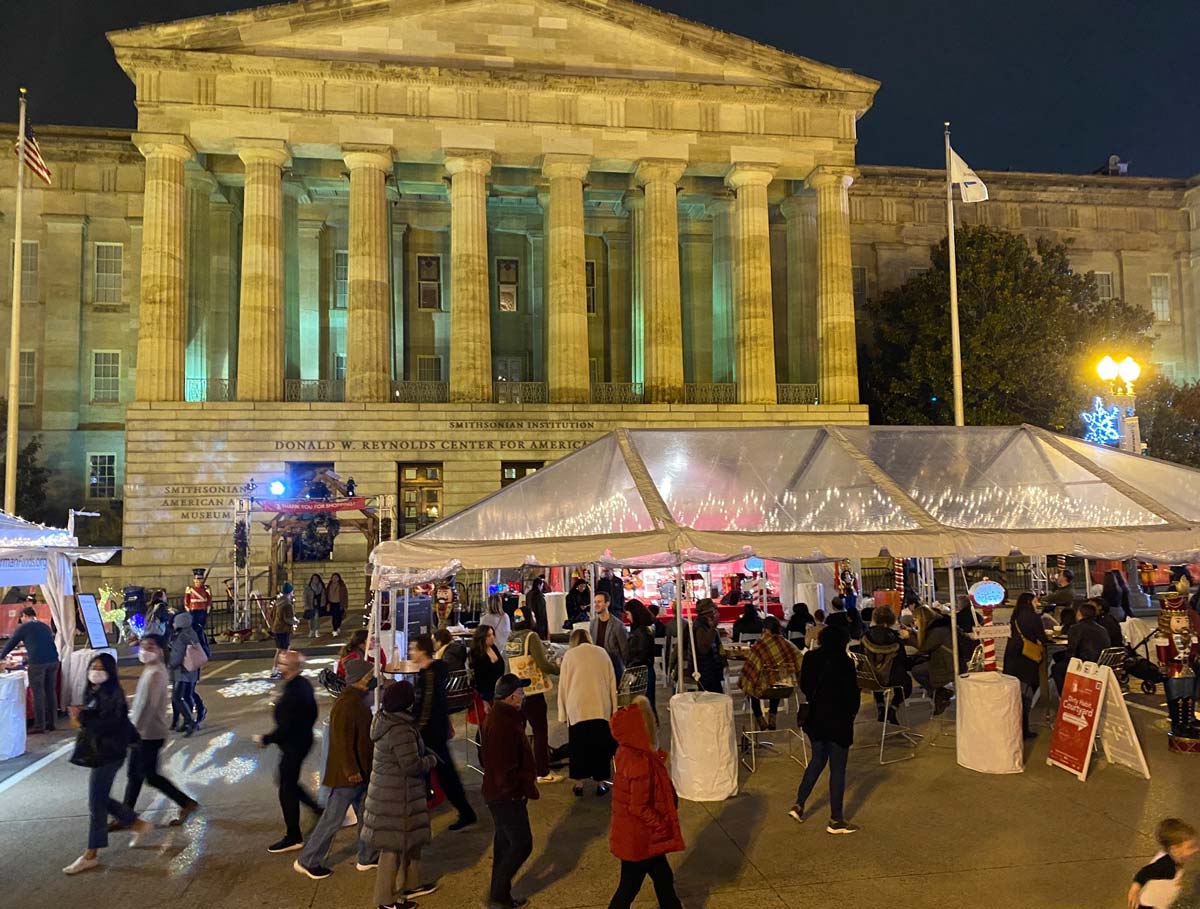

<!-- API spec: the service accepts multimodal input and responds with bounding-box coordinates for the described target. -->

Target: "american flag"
[13,121,51,186]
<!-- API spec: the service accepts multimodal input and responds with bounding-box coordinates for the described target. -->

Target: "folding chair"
[445,670,482,775]
[461,691,487,776]
[1097,646,1128,692]
[852,652,919,765]
[618,665,649,707]
[738,667,807,773]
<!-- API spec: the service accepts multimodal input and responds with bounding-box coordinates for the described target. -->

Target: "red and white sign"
[258,497,367,514]
[1048,659,1105,780]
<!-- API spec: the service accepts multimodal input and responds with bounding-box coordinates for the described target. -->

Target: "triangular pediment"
[109,0,878,94]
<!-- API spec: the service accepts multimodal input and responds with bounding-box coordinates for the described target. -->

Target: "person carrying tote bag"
[504,613,562,783]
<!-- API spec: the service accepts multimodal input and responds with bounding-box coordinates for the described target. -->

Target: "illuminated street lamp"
[1086,354,1142,453]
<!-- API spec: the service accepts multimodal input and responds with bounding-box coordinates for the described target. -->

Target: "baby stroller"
[1120,646,1163,695]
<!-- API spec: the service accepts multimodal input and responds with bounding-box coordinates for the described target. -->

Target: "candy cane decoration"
[969,579,1007,672]
[893,558,904,592]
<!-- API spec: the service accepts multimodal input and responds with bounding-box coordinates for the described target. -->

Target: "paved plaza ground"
[2,654,1198,909]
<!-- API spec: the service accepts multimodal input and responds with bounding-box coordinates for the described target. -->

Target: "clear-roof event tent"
[371,425,1200,585]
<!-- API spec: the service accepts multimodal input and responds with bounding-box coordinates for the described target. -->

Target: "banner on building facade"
[257,497,368,514]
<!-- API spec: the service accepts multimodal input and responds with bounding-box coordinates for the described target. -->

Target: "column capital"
[298,218,326,240]
[444,149,493,176]
[806,165,858,191]
[724,162,777,190]
[542,153,591,181]
[706,193,735,217]
[184,164,218,194]
[235,139,291,168]
[132,132,194,162]
[343,145,394,173]
[620,189,644,215]
[634,158,686,187]
[283,176,311,203]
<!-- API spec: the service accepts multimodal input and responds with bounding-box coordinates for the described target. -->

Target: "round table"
[0,670,28,761]
[668,691,739,801]
[955,672,1024,774]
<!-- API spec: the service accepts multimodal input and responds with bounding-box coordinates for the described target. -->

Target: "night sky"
[3,0,1197,177]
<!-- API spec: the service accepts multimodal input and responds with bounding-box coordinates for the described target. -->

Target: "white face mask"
[87,669,108,686]
[138,649,157,664]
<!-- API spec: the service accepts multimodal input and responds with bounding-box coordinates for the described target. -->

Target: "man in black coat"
[256,650,320,853]
[1052,602,1114,694]
[411,633,477,831]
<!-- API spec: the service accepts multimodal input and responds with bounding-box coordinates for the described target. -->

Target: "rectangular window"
[87,453,117,500]
[851,266,868,307]
[907,266,928,280]
[497,257,519,312]
[18,350,35,405]
[334,250,349,309]
[334,353,346,381]
[398,462,443,536]
[585,260,597,315]
[417,355,442,382]
[1157,362,1178,383]
[417,255,442,311]
[501,461,544,487]
[1150,273,1170,322]
[1094,271,1113,301]
[12,240,37,303]
[91,350,121,403]
[495,356,523,382]
[94,242,124,304]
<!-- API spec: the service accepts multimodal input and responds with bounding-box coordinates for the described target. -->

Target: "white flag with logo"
[949,147,988,203]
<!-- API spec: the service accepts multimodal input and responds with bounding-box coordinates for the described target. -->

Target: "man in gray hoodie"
[168,611,204,735]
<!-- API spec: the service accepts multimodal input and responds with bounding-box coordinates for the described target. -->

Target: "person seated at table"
[738,617,803,730]
[825,596,862,641]
[1051,601,1112,695]
[909,605,965,715]
[786,603,815,640]
[1058,605,1077,637]
[1002,592,1051,741]
[732,602,764,643]
[335,629,387,678]
[858,606,912,725]
[566,578,591,626]
[805,611,827,650]
[1039,596,1060,631]
[434,627,468,674]
[1094,598,1124,648]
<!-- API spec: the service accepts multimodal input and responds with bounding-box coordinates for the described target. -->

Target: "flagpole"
[944,121,965,427]
[5,89,28,514]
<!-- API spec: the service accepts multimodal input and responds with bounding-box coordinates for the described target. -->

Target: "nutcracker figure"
[434,582,455,631]
[184,568,212,636]
[1154,593,1200,751]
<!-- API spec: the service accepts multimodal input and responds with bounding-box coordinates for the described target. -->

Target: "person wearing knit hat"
[294,658,379,880]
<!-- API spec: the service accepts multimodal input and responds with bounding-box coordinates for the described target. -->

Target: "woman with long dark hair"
[788,624,860,835]
[1002,592,1050,740]
[469,624,505,704]
[325,571,348,636]
[625,600,658,713]
[303,572,325,638]
[64,652,151,874]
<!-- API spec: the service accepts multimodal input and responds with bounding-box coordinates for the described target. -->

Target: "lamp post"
[1091,355,1142,454]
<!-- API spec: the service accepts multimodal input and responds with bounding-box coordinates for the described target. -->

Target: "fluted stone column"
[780,192,819,385]
[207,198,239,391]
[808,166,860,404]
[622,191,646,386]
[133,133,193,402]
[542,154,591,403]
[344,146,394,401]
[708,196,735,384]
[283,179,304,383]
[444,151,493,403]
[184,168,214,392]
[236,141,290,401]
[726,163,777,404]
[634,159,686,403]
[298,219,324,382]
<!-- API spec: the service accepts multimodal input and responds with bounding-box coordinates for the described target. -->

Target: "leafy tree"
[1135,378,1200,468]
[0,400,49,521]
[860,225,1154,430]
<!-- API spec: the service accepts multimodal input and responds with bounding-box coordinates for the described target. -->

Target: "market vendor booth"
[370,425,1200,796]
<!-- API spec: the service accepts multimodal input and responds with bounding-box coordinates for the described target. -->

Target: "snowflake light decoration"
[1082,396,1121,446]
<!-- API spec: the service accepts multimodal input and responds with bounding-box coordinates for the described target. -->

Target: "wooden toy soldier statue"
[1154,593,1200,752]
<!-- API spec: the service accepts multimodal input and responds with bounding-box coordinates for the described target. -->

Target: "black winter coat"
[799,645,860,747]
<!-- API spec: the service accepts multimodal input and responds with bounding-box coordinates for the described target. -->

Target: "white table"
[668,691,739,801]
[0,671,27,760]
[65,648,119,707]
[956,672,1024,774]
[1121,617,1157,657]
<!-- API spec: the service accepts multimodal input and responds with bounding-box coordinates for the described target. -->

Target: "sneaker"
[448,814,477,831]
[356,861,379,871]
[404,882,439,897]
[536,773,563,784]
[196,704,208,725]
[826,820,859,835]
[596,782,611,796]
[170,800,199,827]
[787,804,805,823]
[63,855,100,875]
[293,860,333,880]
[267,836,304,853]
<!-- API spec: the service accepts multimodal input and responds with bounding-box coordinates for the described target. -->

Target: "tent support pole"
[948,561,960,692]
[675,563,685,695]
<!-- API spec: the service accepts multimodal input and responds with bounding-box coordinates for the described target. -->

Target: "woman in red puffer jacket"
[608,696,684,909]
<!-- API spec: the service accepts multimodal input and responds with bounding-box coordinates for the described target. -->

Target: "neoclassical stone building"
[0,0,1196,589]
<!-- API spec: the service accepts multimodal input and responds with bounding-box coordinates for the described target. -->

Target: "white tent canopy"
[371,425,1200,584]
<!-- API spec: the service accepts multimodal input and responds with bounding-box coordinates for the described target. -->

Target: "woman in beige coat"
[557,629,619,797]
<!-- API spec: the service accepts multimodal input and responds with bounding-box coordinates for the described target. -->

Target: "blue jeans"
[793,739,848,822]
[89,757,137,849]
[298,783,376,869]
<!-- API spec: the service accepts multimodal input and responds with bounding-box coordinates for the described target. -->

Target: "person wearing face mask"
[255,650,321,853]
[293,659,379,879]
[0,605,59,733]
[63,653,152,875]
[118,635,197,827]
